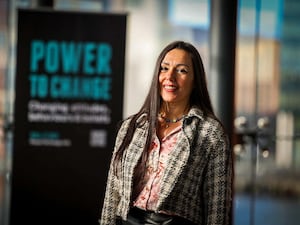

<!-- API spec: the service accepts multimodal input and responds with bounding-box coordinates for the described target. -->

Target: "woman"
[100,41,233,225]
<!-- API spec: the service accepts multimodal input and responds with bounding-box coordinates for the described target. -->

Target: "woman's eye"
[177,68,188,74]
[160,66,168,72]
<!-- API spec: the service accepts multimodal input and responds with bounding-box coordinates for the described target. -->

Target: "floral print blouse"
[133,126,182,211]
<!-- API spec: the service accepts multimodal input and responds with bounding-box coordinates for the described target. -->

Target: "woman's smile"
[163,84,177,91]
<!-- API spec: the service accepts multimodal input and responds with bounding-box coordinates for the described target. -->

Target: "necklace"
[158,113,184,128]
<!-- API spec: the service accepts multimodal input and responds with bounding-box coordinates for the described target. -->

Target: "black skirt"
[118,207,196,225]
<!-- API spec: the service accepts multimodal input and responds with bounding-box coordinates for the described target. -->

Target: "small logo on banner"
[89,129,107,147]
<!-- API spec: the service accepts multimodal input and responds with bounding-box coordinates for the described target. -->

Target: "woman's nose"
[165,67,176,80]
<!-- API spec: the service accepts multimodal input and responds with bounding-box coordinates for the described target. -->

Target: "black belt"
[120,207,196,225]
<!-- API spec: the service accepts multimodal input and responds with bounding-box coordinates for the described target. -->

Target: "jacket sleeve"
[99,120,129,225]
[204,130,233,225]
[99,151,120,225]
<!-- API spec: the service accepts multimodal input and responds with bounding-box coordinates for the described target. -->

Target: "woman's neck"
[160,102,190,119]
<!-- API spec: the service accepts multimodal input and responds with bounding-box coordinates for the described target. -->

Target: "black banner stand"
[10,9,126,225]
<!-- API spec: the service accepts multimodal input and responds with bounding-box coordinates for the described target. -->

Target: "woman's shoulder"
[118,113,148,130]
[186,107,226,136]
[187,107,220,125]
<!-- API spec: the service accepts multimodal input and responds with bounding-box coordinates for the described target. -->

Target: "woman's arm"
[204,132,233,225]
[99,151,121,225]
[99,120,130,225]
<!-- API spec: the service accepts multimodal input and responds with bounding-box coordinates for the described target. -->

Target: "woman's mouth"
[163,85,177,91]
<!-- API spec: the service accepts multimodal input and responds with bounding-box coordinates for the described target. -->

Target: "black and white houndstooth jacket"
[100,107,233,225]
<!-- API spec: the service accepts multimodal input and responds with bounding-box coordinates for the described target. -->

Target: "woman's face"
[159,48,194,106]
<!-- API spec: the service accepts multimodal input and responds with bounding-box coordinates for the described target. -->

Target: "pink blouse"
[133,126,182,211]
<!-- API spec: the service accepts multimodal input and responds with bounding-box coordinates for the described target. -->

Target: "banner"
[10,9,126,225]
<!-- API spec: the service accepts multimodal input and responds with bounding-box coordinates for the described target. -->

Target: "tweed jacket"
[100,107,233,225]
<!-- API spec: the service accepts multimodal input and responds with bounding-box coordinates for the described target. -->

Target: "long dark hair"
[114,41,216,169]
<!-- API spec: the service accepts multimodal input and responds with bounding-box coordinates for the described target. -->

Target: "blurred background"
[0,0,300,225]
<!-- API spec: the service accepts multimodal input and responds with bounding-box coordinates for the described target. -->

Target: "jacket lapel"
[157,132,191,207]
